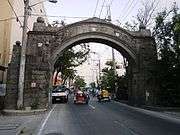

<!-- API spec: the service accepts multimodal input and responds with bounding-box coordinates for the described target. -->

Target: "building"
[0,0,47,85]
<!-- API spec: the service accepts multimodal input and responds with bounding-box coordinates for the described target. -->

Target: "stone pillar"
[136,35,157,106]
[4,41,21,109]
[23,18,52,109]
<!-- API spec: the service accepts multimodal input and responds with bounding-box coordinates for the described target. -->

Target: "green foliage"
[89,82,96,88]
[153,4,180,106]
[30,96,39,109]
[54,44,90,84]
[116,75,128,100]
[100,61,117,93]
[74,76,86,88]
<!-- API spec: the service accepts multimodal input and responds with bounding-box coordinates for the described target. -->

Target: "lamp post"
[17,0,58,109]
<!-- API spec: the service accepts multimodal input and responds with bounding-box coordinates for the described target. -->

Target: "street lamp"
[17,0,58,109]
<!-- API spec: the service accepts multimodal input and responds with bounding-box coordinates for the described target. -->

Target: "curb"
[141,105,180,112]
[114,100,180,124]
[2,109,47,116]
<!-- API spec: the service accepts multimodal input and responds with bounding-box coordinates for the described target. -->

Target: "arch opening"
[52,36,137,103]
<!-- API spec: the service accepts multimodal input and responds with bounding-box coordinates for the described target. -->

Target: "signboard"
[0,84,6,96]
[31,82,36,88]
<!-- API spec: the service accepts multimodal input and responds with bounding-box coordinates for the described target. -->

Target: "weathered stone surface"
[4,42,21,109]
[5,17,158,109]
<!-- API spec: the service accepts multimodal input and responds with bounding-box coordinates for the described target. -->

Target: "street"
[36,96,180,135]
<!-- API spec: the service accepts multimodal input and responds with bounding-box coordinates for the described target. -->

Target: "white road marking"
[37,104,56,135]
[89,104,95,109]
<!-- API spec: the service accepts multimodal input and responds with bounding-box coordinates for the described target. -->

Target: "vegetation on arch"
[54,44,90,85]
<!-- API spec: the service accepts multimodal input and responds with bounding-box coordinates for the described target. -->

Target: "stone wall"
[23,31,52,109]
[4,41,21,109]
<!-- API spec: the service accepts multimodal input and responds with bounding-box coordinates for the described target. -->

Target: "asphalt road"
[38,96,180,135]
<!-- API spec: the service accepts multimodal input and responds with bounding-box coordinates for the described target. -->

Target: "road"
[37,96,180,135]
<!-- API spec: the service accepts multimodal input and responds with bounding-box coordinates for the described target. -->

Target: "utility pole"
[112,48,117,98]
[17,0,29,109]
[106,4,117,98]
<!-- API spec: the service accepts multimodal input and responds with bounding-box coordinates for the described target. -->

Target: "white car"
[52,86,69,103]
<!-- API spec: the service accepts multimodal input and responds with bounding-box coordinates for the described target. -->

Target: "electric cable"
[99,0,106,18]
[93,0,100,17]
[7,0,23,27]
[31,13,89,19]
[121,0,138,21]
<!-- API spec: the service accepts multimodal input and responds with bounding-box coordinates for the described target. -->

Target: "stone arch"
[5,17,157,109]
[51,33,137,67]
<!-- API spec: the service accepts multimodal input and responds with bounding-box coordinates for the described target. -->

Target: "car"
[52,85,69,103]
[97,90,111,102]
[74,90,90,104]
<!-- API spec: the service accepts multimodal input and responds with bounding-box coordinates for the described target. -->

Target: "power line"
[121,0,138,21]
[99,0,106,18]
[31,13,89,19]
[120,0,132,15]
[93,0,100,17]
[0,16,23,22]
[105,0,114,20]
[7,0,23,28]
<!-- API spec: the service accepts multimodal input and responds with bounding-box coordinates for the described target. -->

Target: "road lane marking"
[89,104,95,110]
[37,104,56,135]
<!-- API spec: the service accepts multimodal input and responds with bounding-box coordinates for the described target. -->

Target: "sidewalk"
[162,111,180,120]
[0,110,46,135]
[114,100,180,123]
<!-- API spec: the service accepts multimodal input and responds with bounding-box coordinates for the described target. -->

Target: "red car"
[74,91,90,104]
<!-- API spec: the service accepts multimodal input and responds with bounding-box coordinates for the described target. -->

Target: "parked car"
[74,90,90,104]
[52,85,69,103]
[97,90,111,102]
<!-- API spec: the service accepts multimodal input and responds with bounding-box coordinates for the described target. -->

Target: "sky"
[44,0,180,85]
[44,0,180,25]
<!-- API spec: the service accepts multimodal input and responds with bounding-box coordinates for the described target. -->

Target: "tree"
[116,75,128,100]
[100,61,117,93]
[137,0,157,28]
[74,76,86,88]
[100,60,128,99]
[54,44,90,85]
[123,0,157,31]
[89,82,96,88]
[153,3,180,106]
